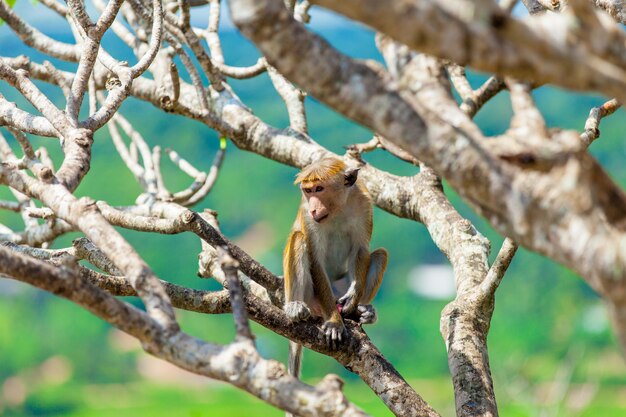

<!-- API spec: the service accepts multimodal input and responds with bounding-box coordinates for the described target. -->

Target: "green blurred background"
[0,4,625,417]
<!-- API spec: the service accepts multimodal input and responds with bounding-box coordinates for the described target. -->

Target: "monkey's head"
[295,157,359,223]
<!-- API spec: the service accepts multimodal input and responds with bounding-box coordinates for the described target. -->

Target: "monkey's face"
[301,181,338,223]
[301,179,351,223]
[299,166,359,223]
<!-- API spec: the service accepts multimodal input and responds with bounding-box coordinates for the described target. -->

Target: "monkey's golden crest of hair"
[294,157,346,185]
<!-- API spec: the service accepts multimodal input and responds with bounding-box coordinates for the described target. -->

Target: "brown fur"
[283,157,388,387]
[294,157,346,185]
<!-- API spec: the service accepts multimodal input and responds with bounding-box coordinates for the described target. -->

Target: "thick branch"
[309,0,626,103]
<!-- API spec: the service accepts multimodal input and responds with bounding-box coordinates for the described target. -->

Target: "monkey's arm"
[283,230,312,322]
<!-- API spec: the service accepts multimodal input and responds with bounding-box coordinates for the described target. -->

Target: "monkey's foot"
[322,320,345,349]
[357,304,377,325]
[284,301,311,322]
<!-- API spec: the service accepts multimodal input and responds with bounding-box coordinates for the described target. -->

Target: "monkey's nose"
[311,211,328,223]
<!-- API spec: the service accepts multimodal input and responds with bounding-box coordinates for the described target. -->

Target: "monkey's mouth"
[314,214,329,223]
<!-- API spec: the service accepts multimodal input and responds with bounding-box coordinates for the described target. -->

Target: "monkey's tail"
[286,341,303,417]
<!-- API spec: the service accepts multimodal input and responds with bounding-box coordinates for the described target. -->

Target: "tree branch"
[309,0,626,103]
[580,98,621,147]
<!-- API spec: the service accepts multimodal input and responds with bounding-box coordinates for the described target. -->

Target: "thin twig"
[206,0,224,64]
[181,144,226,206]
[580,98,620,147]
[218,247,254,341]
[0,200,21,212]
[152,146,172,200]
[267,64,307,133]
[474,238,518,303]
[460,76,506,118]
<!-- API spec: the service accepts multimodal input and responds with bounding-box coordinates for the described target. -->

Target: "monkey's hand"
[337,291,358,315]
[357,304,377,325]
[322,320,346,349]
[284,301,312,322]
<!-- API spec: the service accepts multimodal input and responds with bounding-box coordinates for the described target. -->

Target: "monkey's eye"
[315,186,324,192]
[303,187,312,194]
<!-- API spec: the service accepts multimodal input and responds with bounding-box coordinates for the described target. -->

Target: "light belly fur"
[315,223,352,282]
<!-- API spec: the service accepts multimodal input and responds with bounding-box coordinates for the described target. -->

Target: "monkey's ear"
[344,167,360,187]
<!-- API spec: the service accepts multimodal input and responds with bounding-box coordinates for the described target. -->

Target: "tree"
[0,0,624,416]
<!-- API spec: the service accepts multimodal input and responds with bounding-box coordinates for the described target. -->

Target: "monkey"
[282,156,388,380]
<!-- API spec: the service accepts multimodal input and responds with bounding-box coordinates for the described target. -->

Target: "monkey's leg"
[338,247,371,315]
[361,248,388,304]
[356,248,388,325]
